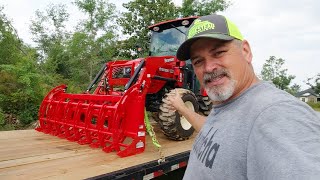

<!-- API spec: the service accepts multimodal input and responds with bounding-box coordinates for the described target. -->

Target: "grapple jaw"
[36,83,147,157]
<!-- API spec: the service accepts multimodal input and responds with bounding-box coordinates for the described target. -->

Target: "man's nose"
[204,58,218,73]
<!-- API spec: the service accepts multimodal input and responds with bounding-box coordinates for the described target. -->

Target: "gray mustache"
[203,69,229,85]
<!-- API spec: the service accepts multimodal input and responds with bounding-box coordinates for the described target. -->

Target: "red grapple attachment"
[36,60,149,157]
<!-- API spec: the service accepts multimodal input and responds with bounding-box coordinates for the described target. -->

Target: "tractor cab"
[148,17,197,57]
[148,17,201,96]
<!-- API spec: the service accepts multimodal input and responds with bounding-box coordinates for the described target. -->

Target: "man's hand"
[166,89,207,132]
[167,89,188,113]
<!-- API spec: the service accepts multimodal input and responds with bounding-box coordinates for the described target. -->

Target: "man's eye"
[214,50,227,57]
[192,59,203,66]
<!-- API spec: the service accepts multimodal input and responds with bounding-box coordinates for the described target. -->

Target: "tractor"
[36,16,212,157]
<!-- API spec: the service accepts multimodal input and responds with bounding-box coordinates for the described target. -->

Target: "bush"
[0,124,15,131]
[0,108,5,125]
[18,106,38,125]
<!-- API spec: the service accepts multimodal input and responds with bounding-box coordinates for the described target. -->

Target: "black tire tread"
[158,88,197,140]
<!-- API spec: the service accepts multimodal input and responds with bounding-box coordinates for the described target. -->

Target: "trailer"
[0,121,195,179]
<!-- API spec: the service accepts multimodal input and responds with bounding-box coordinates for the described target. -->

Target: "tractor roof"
[148,16,198,32]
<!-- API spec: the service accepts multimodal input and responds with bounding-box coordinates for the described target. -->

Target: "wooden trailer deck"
[0,125,195,180]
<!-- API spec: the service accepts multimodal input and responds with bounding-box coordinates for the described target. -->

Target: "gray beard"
[205,79,237,102]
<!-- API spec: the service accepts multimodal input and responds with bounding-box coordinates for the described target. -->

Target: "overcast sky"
[0,0,319,89]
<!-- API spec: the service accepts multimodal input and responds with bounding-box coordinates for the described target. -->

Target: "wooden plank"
[0,137,90,161]
[0,130,41,140]
[0,127,195,179]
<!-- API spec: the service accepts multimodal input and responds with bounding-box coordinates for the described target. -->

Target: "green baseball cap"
[176,14,244,61]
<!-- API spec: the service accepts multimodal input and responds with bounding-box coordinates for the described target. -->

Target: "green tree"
[260,56,295,90]
[0,6,26,65]
[0,51,46,125]
[306,74,320,94]
[119,0,177,59]
[179,0,231,17]
[30,3,70,78]
[68,0,118,88]
[286,83,301,95]
[0,7,49,128]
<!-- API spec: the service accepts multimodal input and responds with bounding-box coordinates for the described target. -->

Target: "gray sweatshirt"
[183,81,320,180]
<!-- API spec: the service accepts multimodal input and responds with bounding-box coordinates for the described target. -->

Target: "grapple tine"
[36,83,147,157]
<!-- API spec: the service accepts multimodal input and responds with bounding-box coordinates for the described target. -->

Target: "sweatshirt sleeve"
[247,100,320,180]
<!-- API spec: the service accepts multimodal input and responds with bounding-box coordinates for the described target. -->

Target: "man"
[168,14,320,179]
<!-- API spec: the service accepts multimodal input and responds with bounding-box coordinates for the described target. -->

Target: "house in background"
[295,88,320,103]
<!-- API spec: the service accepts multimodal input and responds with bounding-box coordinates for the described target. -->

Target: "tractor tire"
[151,112,160,122]
[201,96,213,116]
[157,88,199,140]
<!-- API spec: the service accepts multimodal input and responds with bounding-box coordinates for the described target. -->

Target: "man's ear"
[241,40,253,64]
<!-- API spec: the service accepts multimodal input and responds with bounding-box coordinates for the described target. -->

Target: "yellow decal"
[188,20,215,39]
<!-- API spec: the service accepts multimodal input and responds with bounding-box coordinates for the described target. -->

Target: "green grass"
[313,107,320,112]
[0,124,15,131]
[306,102,320,112]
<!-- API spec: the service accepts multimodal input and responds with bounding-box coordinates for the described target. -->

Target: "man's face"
[190,38,252,103]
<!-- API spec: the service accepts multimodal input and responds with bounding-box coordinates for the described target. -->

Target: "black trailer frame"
[88,151,190,180]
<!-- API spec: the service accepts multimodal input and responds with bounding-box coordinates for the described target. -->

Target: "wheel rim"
[180,101,194,130]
